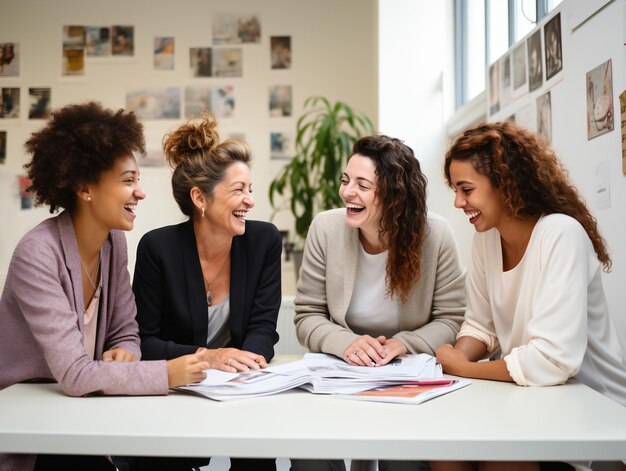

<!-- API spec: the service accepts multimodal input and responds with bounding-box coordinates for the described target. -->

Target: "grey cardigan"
[294,208,466,358]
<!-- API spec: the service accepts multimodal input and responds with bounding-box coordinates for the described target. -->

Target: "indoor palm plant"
[269,96,375,246]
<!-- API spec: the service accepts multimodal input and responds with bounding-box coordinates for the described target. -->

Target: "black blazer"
[133,219,281,362]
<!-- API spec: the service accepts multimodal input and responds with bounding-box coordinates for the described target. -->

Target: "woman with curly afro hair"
[433,121,626,471]
[0,102,209,471]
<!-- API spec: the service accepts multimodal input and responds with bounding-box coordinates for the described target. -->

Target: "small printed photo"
[270,132,292,160]
[536,91,552,144]
[154,37,175,70]
[184,86,212,118]
[512,42,527,91]
[586,59,614,140]
[213,48,243,77]
[500,54,512,108]
[544,13,562,81]
[213,14,261,45]
[269,85,292,117]
[126,87,181,120]
[29,88,51,119]
[63,48,85,76]
[515,103,535,132]
[63,25,86,48]
[0,130,6,164]
[527,30,543,92]
[212,85,235,118]
[271,36,291,70]
[488,61,500,115]
[1,88,20,119]
[190,47,212,77]
[0,42,20,76]
[112,26,134,56]
[18,175,34,210]
[85,27,111,57]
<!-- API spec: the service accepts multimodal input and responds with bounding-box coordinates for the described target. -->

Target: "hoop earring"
[201,207,205,218]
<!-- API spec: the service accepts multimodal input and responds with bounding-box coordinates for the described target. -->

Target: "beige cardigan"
[294,208,466,358]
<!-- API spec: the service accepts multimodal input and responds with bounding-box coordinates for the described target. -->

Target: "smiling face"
[204,161,254,237]
[338,154,381,236]
[449,159,508,233]
[86,154,145,232]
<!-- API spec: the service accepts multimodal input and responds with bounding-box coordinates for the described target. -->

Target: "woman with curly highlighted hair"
[0,102,209,471]
[433,121,626,471]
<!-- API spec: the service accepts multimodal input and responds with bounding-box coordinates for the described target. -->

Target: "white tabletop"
[1,356,625,461]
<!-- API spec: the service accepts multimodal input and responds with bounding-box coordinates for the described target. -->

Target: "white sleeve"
[504,220,589,386]
[457,233,500,355]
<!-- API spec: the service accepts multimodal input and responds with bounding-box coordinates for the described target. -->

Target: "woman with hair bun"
[0,102,209,471]
[132,112,280,471]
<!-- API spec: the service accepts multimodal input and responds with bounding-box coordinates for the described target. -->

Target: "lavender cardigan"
[0,211,168,471]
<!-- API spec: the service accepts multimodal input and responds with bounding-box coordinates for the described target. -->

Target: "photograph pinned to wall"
[514,102,535,133]
[544,13,562,81]
[238,15,261,43]
[512,41,527,92]
[536,91,552,144]
[620,91,626,174]
[126,87,181,120]
[500,54,512,108]
[212,85,235,118]
[85,27,111,57]
[0,42,20,76]
[190,47,212,77]
[154,37,174,70]
[184,86,212,118]
[269,85,292,117]
[213,48,243,77]
[1,88,20,119]
[28,88,51,120]
[212,14,261,45]
[586,59,614,140]
[0,130,6,164]
[271,36,292,70]
[270,132,293,160]
[62,26,85,76]
[111,25,134,56]
[488,61,500,115]
[18,175,33,210]
[527,30,543,92]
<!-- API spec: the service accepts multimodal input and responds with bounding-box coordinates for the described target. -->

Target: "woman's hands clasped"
[343,335,408,367]
[196,347,268,373]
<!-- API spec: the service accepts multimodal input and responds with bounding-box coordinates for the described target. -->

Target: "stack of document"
[177,353,470,404]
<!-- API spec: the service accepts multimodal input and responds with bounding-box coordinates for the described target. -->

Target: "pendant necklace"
[80,251,101,299]
[202,253,230,306]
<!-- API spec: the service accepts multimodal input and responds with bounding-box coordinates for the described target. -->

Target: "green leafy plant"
[269,96,375,241]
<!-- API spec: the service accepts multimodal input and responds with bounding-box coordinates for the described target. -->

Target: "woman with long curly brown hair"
[434,121,626,471]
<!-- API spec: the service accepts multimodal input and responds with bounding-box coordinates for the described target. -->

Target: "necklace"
[80,252,101,296]
[202,253,230,306]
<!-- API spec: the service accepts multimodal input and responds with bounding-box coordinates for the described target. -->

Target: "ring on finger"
[352,350,359,356]
[227,358,233,367]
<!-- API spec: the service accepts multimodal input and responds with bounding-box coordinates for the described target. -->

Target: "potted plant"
[269,96,374,276]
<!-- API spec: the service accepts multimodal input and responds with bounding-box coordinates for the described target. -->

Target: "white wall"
[0,0,378,280]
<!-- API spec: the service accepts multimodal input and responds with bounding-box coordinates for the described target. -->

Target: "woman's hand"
[166,353,210,388]
[435,343,470,375]
[195,347,268,372]
[376,337,408,366]
[102,347,137,362]
[343,335,388,367]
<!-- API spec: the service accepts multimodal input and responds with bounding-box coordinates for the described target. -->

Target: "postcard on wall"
[0,42,20,76]
[0,88,20,119]
[112,26,134,56]
[190,48,212,77]
[126,87,181,120]
[620,91,626,174]
[212,48,242,77]
[0,131,6,164]
[212,14,261,45]
[62,26,85,76]
[512,41,527,93]
[184,86,212,118]
[28,88,51,120]
[270,132,293,160]
[527,30,543,92]
[515,102,535,133]
[18,175,33,210]
[154,37,174,70]
[536,91,552,144]
[500,54,512,108]
[212,85,235,118]
[544,13,562,81]
[269,85,292,117]
[488,61,500,116]
[271,36,291,70]
[86,27,111,57]
[586,59,614,140]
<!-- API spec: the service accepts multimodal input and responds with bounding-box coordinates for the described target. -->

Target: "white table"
[1,356,626,462]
